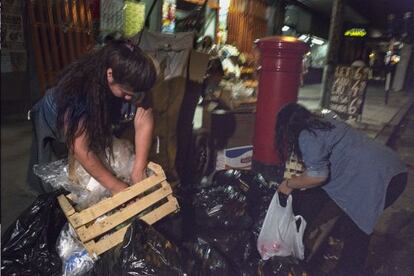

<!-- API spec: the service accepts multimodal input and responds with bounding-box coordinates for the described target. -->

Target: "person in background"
[202,58,224,100]
[351,58,366,67]
[275,103,407,275]
[27,39,157,194]
[197,36,214,53]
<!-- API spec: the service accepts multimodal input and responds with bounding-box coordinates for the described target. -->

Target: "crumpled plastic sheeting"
[88,219,187,276]
[1,192,66,275]
[56,223,95,276]
[194,230,252,269]
[193,183,252,231]
[33,138,135,210]
[183,237,239,275]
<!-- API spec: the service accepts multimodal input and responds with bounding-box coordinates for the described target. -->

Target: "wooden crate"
[283,154,304,180]
[57,162,179,259]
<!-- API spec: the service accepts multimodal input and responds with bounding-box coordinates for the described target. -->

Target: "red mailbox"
[253,36,308,166]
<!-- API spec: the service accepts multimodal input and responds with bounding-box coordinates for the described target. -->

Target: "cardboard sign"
[329,66,370,120]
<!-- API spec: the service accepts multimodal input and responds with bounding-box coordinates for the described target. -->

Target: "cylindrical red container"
[253,36,308,166]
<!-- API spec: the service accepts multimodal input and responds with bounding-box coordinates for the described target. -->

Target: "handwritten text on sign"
[329,66,370,120]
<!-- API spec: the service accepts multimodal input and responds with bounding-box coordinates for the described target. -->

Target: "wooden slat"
[141,194,180,225]
[55,0,69,67]
[77,0,86,52]
[57,195,76,216]
[147,162,165,179]
[63,0,76,61]
[37,0,54,84]
[46,0,62,71]
[84,0,93,47]
[84,224,130,257]
[69,173,166,227]
[28,1,47,94]
[70,0,82,57]
[76,182,173,242]
[85,197,180,257]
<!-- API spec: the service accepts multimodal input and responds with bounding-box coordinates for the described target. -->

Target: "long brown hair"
[275,103,334,164]
[55,39,156,157]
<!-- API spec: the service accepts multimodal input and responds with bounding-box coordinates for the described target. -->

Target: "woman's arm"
[131,107,154,184]
[73,130,129,194]
[278,173,327,195]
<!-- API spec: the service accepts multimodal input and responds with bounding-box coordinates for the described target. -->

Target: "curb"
[374,98,414,145]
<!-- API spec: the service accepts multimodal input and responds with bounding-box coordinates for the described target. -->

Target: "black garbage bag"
[89,218,187,276]
[212,170,250,191]
[193,183,252,230]
[183,237,239,275]
[195,230,251,268]
[212,169,276,219]
[1,192,66,276]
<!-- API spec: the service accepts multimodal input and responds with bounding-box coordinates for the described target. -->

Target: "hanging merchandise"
[257,192,307,260]
[100,0,124,35]
[162,0,177,33]
[131,30,195,178]
[123,1,146,38]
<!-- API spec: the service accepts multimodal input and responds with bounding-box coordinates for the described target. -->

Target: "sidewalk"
[298,83,414,144]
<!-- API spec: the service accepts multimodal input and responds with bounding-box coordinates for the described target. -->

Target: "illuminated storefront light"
[344,28,367,37]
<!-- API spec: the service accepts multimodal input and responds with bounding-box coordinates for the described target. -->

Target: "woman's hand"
[277,179,293,195]
[72,127,130,196]
[110,180,129,195]
[131,168,146,185]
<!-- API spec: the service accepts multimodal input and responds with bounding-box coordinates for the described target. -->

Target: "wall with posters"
[1,0,32,117]
[1,0,26,72]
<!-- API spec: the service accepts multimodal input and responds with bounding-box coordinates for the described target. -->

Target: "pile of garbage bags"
[1,169,307,275]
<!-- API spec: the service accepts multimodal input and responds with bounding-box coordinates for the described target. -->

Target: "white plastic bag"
[56,223,95,275]
[257,192,307,260]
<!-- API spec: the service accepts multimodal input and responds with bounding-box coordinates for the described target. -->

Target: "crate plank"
[83,224,129,257]
[76,182,172,242]
[84,196,179,257]
[140,194,180,225]
[57,194,76,216]
[70,173,166,227]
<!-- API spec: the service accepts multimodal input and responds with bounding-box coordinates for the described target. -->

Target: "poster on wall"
[100,0,124,36]
[1,0,27,72]
[162,0,176,33]
[329,66,370,120]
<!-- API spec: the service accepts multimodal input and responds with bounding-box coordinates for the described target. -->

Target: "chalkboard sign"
[329,66,370,120]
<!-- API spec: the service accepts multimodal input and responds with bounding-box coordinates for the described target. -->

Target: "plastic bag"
[257,192,307,260]
[89,218,187,275]
[1,192,66,275]
[193,184,252,230]
[56,223,95,276]
[33,138,135,210]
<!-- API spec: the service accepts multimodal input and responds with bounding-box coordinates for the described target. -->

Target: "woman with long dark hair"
[28,39,157,194]
[275,103,407,275]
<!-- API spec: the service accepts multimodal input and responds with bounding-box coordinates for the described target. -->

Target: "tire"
[191,130,212,184]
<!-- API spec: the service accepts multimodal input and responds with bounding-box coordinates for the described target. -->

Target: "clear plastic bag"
[33,138,135,210]
[257,192,307,260]
[56,223,95,276]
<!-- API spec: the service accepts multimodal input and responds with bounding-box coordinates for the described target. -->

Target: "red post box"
[253,36,308,169]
